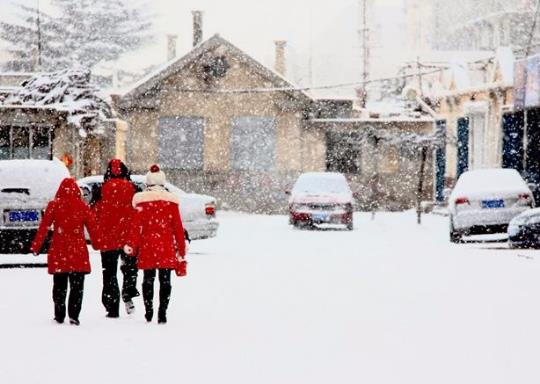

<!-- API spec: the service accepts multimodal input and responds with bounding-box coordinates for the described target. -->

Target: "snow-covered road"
[1,211,539,384]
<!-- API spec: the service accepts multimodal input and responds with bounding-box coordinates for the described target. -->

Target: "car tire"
[346,222,354,231]
[449,217,463,243]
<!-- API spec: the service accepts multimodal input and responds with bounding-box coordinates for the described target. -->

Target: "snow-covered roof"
[120,34,312,106]
[1,68,113,137]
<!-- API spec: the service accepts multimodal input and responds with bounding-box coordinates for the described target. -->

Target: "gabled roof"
[120,34,312,106]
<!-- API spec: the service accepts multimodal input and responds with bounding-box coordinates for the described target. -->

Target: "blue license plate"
[313,213,329,222]
[9,210,39,222]
[481,199,505,209]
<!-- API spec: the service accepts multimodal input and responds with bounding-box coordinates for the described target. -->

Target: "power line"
[160,67,444,94]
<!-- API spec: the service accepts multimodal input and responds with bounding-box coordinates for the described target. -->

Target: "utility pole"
[36,0,42,70]
[417,56,423,95]
[358,0,370,108]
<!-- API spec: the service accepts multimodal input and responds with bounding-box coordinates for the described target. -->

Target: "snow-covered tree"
[0,0,152,72]
[3,67,113,136]
[0,4,65,71]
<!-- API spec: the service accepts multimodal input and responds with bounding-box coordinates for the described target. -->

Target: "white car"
[0,158,70,253]
[448,168,534,243]
[77,175,219,240]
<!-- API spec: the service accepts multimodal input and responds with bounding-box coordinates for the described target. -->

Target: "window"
[0,125,53,160]
[158,117,204,170]
[0,126,9,160]
[31,127,52,159]
[12,127,30,159]
[231,117,276,171]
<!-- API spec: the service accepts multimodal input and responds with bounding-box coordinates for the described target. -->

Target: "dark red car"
[288,172,354,230]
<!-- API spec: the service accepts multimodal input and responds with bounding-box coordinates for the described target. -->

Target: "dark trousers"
[101,249,139,315]
[142,269,172,315]
[53,272,85,321]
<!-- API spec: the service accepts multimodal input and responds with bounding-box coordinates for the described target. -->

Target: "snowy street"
[1,211,539,384]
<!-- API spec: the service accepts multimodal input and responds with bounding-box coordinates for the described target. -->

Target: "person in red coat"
[125,164,186,324]
[31,178,96,326]
[92,159,139,318]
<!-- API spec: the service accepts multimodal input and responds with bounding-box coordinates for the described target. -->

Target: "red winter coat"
[127,187,186,270]
[92,178,136,251]
[31,178,96,275]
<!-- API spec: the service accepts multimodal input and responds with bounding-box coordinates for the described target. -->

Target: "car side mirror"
[528,182,537,192]
[284,189,291,195]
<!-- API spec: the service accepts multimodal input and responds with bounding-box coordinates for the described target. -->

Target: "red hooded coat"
[31,178,95,274]
[92,178,136,251]
[127,187,186,270]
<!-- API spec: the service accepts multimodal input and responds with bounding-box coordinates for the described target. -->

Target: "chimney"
[274,40,287,76]
[192,10,203,47]
[167,34,178,61]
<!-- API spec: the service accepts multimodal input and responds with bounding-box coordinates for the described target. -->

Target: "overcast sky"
[3,0,405,85]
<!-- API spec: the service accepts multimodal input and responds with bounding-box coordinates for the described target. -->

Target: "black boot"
[145,309,153,322]
[69,318,80,326]
[54,304,66,324]
[157,309,167,324]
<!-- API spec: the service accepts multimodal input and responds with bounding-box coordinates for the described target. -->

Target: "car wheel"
[449,217,463,243]
[346,222,354,231]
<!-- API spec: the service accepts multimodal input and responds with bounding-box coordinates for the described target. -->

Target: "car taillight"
[518,193,531,200]
[205,205,215,216]
[455,197,469,205]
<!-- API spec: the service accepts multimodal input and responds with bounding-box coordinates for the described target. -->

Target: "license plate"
[481,199,505,209]
[313,213,329,222]
[8,210,39,222]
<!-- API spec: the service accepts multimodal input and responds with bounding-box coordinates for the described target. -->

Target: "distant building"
[431,0,538,53]
[117,25,435,212]
[403,48,516,200]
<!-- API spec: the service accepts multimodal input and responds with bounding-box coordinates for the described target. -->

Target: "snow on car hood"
[0,158,69,205]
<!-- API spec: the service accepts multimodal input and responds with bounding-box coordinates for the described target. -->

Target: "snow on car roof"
[451,168,529,197]
[78,174,187,195]
[293,172,351,195]
[0,158,70,199]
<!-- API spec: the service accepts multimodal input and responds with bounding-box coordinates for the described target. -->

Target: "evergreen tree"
[0,4,65,71]
[0,0,152,72]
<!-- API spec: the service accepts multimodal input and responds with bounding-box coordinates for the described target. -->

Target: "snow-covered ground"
[1,211,539,384]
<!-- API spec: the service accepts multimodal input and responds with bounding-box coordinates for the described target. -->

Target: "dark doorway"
[435,120,446,202]
[456,117,469,178]
[502,111,524,172]
[326,131,362,174]
[526,108,540,202]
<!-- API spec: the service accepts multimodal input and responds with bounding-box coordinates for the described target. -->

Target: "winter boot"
[54,304,66,323]
[106,311,119,318]
[145,309,153,322]
[157,309,167,324]
[69,318,80,326]
[125,299,135,315]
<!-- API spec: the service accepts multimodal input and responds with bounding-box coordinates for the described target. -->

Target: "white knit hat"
[146,164,166,186]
